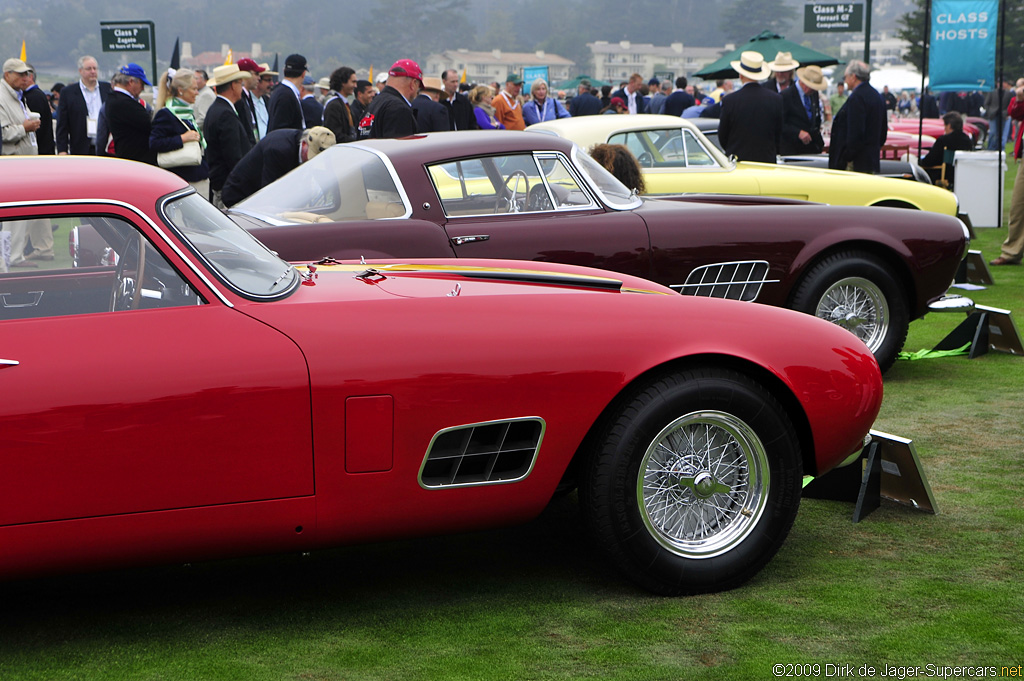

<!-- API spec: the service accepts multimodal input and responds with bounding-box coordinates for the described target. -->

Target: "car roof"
[529,114,704,140]
[0,156,188,206]
[351,130,580,164]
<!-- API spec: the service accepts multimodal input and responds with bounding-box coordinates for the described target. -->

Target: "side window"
[0,215,203,321]
[534,155,597,210]
[682,130,717,167]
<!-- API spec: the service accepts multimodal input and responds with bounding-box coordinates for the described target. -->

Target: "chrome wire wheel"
[815,276,889,352]
[636,410,769,559]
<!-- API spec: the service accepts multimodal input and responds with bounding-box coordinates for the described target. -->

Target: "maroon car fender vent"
[672,260,776,302]
[419,418,545,489]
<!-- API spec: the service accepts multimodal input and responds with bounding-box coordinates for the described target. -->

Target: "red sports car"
[0,156,882,595]
[228,131,969,372]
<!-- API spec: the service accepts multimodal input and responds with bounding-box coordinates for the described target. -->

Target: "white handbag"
[157,140,202,168]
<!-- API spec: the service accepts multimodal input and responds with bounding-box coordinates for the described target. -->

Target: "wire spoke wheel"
[815,276,889,352]
[638,410,768,559]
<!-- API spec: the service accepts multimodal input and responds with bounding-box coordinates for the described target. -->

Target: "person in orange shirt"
[492,73,525,130]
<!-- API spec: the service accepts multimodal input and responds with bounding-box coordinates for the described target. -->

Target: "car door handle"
[450,235,490,246]
[0,359,19,368]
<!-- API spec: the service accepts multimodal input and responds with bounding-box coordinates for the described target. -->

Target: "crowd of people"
[4,50,1024,265]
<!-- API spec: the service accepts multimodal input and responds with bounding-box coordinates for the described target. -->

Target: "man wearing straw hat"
[765,52,799,93]
[780,64,827,155]
[203,63,254,208]
[718,51,783,164]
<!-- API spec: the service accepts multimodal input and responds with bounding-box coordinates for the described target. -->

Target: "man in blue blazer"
[718,52,783,164]
[55,55,111,155]
[221,126,336,207]
[267,54,308,132]
[829,60,888,174]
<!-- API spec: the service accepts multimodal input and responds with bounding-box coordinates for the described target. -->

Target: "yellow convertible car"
[528,115,961,217]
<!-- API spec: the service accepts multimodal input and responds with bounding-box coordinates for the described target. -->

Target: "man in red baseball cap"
[358,59,422,139]
[235,58,265,142]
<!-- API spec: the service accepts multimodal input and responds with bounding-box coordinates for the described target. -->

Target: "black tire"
[790,251,908,373]
[581,368,803,595]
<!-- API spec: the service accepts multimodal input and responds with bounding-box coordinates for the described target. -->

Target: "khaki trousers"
[1000,159,1024,262]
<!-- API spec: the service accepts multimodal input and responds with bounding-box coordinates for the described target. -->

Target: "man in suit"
[780,65,826,156]
[718,52,783,164]
[412,78,450,132]
[300,76,324,127]
[22,65,54,155]
[235,58,265,144]
[611,73,648,114]
[203,63,255,208]
[267,54,308,132]
[829,60,887,174]
[440,69,477,130]
[105,63,157,165]
[323,66,357,142]
[55,55,111,155]
[221,126,336,206]
[568,79,602,117]
[764,52,798,93]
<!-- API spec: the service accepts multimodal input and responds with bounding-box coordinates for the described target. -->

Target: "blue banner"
[522,66,549,86]
[929,0,998,91]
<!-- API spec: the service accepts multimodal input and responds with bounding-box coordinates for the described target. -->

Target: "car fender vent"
[671,260,777,302]
[419,418,545,489]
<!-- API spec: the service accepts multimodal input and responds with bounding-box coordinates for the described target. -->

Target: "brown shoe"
[11,260,39,268]
[25,250,55,261]
[989,256,1021,266]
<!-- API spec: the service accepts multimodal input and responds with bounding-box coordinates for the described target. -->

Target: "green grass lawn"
[1,175,1022,680]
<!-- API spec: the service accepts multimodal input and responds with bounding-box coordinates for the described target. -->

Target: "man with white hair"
[56,55,111,155]
[105,63,157,165]
[828,60,887,173]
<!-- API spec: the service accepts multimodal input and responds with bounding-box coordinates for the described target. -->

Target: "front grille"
[419,418,545,488]
[671,260,776,302]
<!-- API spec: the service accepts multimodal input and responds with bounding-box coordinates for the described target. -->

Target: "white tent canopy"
[869,67,928,94]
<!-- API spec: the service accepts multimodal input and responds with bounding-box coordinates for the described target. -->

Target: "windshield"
[234,145,409,224]
[161,193,297,298]
[572,147,643,210]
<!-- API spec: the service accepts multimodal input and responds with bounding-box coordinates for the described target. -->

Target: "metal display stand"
[933,304,1024,358]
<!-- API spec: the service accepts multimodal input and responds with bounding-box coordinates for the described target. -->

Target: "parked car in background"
[0,156,885,595]
[229,131,969,372]
[528,115,961,216]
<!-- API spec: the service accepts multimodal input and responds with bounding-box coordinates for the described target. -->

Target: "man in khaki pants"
[991,82,1024,266]
[0,58,52,268]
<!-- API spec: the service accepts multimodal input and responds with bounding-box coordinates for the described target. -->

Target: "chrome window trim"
[417,416,546,490]
[0,193,233,308]
[429,152,600,220]
[158,189,299,302]
[570,145,643,210]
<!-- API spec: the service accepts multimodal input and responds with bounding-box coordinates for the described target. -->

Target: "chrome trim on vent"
[418,417,545,489]
[671,260,777,302]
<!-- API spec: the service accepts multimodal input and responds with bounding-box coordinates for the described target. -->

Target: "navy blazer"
[718,83,783,164]
[829,81,888,173]
[440,92,478,130]
[780,84,824,156]
[221,129,303,207]
[149,107,210,183]
[301,96,324,127]
[411,95,450,133]
[55,81,111,154]
[105,90,157,165]
[267,84,305,132]
[611,88,648,114]
[323,97,356,142]
[204,97,254,190]
[23,85,54,156]
[568,92,602,117]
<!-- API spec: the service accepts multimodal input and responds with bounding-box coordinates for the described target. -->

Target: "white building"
[423,49,575,85]
[587,41,727,83]
[840,34,911,68]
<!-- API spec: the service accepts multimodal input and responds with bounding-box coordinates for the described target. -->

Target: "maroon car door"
[429,153,653,279]
[0,206,313,526]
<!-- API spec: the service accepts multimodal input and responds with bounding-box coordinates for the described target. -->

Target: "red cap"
[236,58,266,74]
[388,59,423,83]
[609,97,627,108]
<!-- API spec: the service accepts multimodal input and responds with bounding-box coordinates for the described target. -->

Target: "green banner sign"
[804,3,864,32]
[101,25,151,52]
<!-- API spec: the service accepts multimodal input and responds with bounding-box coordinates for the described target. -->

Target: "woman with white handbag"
[150,69,210,199]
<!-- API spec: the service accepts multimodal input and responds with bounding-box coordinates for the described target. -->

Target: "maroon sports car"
[228,131,970,372]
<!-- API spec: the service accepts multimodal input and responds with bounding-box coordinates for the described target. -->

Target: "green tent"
[554,74,611,90]
[694,31,839,81]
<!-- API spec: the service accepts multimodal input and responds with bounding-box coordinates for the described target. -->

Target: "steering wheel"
[110,231,146,312]
[494,170,530,213]
[637,151,654,168]
[527,185,553,211]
